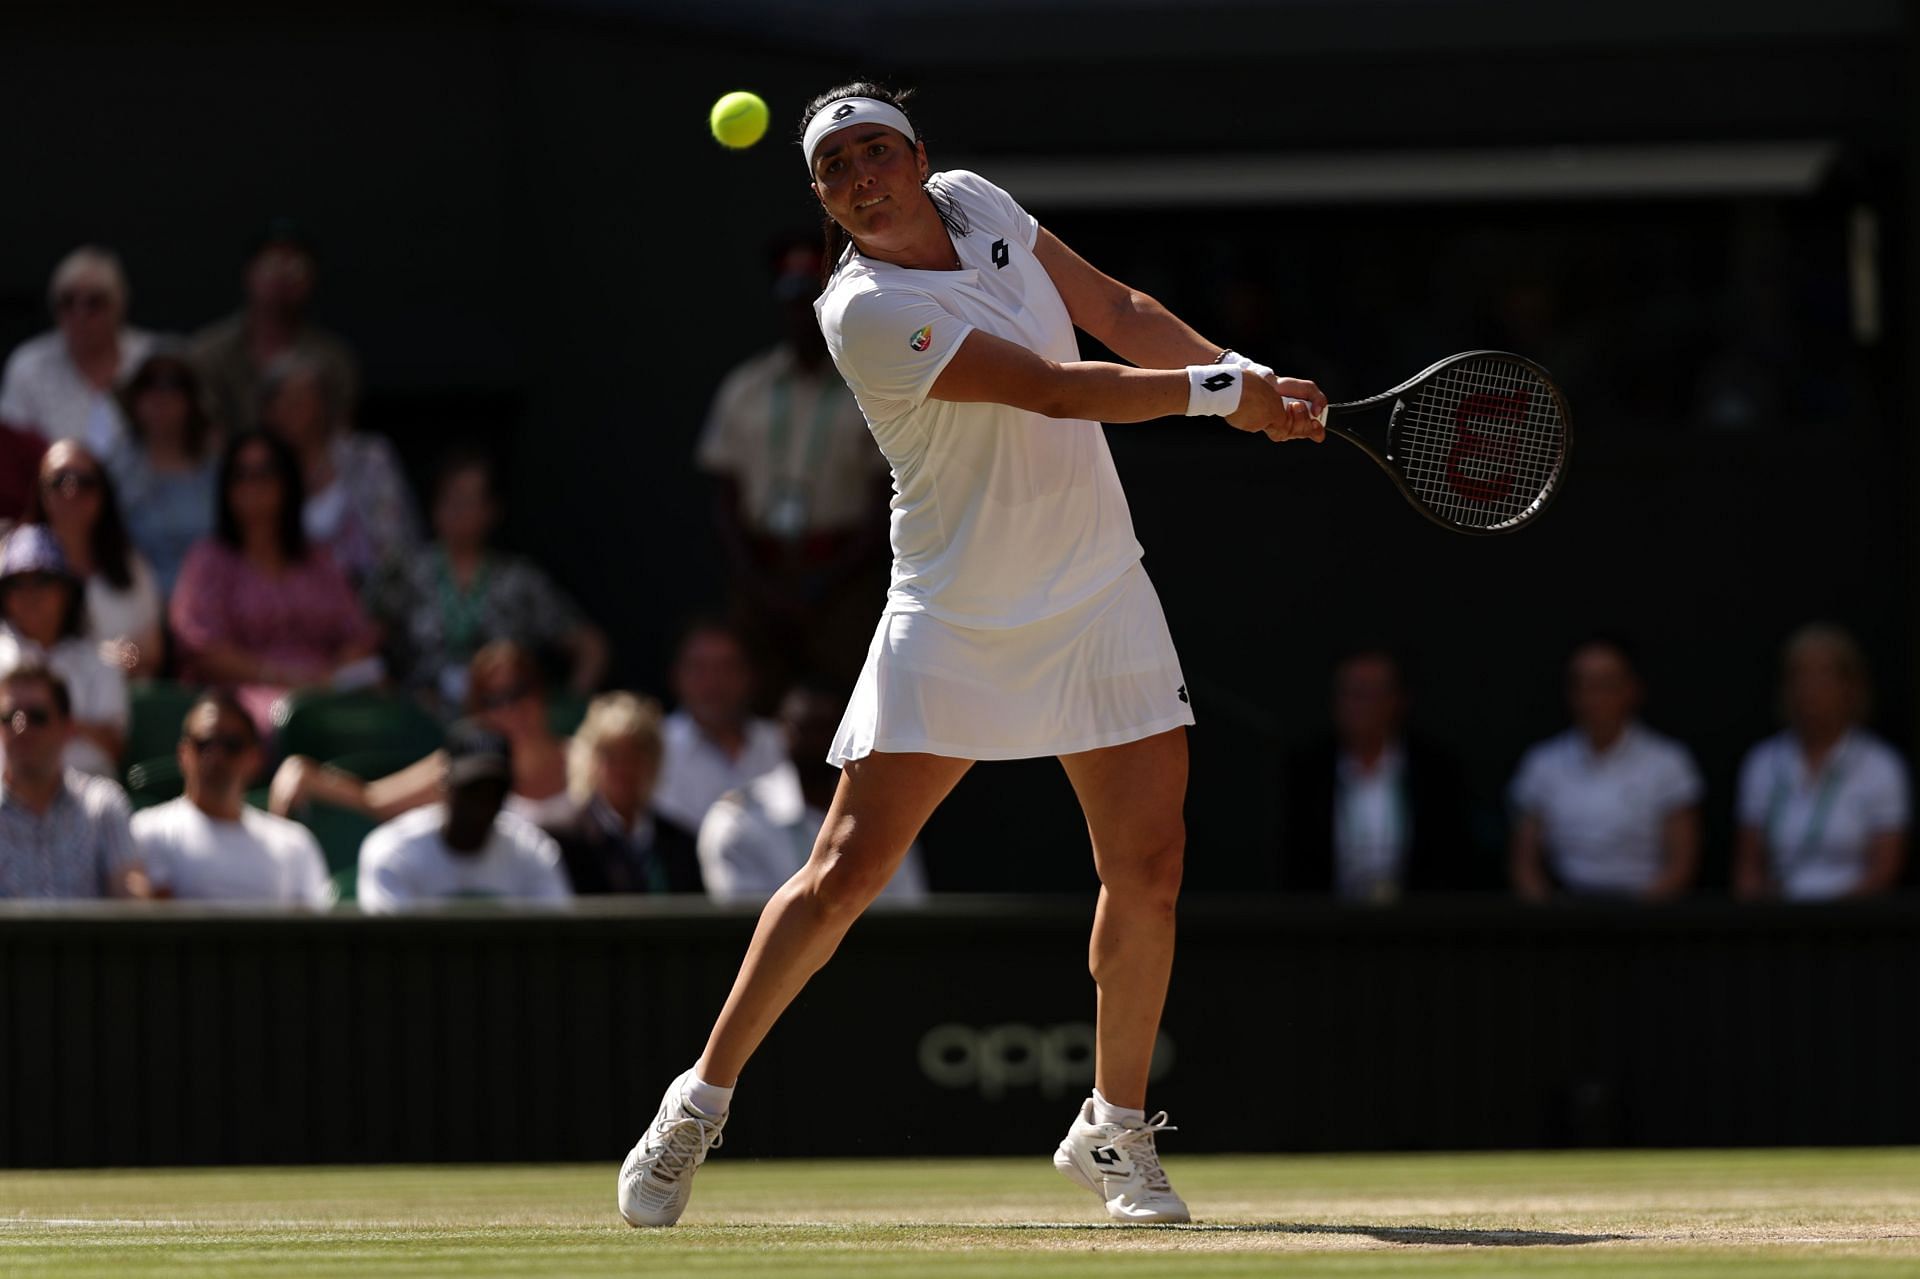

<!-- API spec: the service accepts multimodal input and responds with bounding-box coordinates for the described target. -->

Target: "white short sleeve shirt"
[653,710,788,832]
[695,345,887,536]
[1736,729,1909,900]
[696,761,927,904]
[132,797,334,906]
[0,329,156,443]
[814,169,1143,628]
[356,805,572,913]
[1509,723,1703,894]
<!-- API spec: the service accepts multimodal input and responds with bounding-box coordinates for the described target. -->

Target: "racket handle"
[1284,397,1330,426]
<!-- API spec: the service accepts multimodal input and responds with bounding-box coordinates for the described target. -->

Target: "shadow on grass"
[995,1222,1633,1247]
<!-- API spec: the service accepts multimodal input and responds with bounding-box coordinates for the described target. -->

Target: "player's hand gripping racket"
[1286,350,1571,535]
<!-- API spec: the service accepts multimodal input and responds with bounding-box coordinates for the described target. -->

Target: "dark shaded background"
[0,0,1909,892]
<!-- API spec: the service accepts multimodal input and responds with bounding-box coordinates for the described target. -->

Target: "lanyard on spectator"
[767,370,841,490]
[1765,738,1848,874]
[435,551,492,658]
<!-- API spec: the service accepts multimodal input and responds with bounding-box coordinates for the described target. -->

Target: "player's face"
[811,127,929,247]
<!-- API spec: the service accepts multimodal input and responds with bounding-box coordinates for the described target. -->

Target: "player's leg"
[1051,725,1191,1223]
[619,748,970,1227]
[696,748,972,1083]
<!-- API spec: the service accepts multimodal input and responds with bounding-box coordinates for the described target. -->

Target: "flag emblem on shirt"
[909,324,933,352]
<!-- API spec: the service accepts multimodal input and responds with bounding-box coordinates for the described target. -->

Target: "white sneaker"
[1052,1098,1191,1223]
[617,1069,727,1227]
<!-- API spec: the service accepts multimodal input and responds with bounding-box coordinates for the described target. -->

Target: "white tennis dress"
[816,169,1193,763]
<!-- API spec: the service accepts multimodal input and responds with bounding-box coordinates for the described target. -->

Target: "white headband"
[802,97,917,173]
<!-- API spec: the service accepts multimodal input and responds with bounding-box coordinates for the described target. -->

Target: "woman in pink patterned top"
[170,429,382,735]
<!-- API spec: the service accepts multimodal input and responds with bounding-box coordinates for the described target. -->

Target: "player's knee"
[800,833,898,920]
[1099,828,1185,910]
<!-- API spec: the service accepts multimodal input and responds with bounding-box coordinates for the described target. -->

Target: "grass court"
[4,1147,1918,1276]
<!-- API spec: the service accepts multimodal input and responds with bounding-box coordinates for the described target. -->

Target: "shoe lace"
[634,1112,724,1185]
[1109,1111,1176,1192]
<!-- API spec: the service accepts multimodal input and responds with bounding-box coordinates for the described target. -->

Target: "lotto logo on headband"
[909,324,933,352]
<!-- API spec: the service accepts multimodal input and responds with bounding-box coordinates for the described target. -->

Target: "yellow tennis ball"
[709,91,769,150]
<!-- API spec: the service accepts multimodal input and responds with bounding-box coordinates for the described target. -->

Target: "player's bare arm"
[928,327,1325,441]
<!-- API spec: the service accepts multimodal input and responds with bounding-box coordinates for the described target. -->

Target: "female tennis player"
[620,82,1325,1228]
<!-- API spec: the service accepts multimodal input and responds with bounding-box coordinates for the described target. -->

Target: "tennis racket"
[1288,350,1571,535]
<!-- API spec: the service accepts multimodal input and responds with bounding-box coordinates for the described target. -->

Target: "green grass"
[3,1149,1918,1276]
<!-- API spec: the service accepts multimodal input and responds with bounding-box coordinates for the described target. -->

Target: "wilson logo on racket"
[908,324,933,352]
[1445,391,1526,503]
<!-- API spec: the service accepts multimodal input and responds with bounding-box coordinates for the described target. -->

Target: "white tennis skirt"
[828,561,1194,765]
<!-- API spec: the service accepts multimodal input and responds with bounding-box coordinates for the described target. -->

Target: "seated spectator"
[1735,624,1909,901]
[0,526,127,777]
[1278,647,1477,900]
[170,430,381,736]
[698,682,926,904]
[1509,637,1703,902]
[653,618,785,832]
[190,219,360,438]
[23,441,163,677]
[130,692,332,905]
[269,640,572,826]
[102,350,218,597]
[0,664,137,898]
[0,246,157,445]
[366,447,607,711]
[356,720,570,912]
[544,692,701,894]
[258,351,416,583]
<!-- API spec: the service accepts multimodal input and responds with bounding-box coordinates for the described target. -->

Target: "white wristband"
[1186,364,1244,417]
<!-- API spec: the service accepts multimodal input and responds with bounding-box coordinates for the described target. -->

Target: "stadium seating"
[273,690,445,764]
[124,681,201,767]
[123,755,184,809]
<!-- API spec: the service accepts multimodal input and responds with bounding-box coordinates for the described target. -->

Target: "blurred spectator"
[0,247,157,444]
[365,447,606,710]
[170,430,381,736]
[0,526,127,777]
[23,441,163,677]
[653,619,785,832]
[189,220,360,437]
[269,640,572,826]
[131,692,332,905]
[103,350,218,597]
[0,664,137,898]
[544,692,702,894]
[1735,625,1909,901]
[698,682,926,904]
[1509,638,1703,902]
[1278,648,1477,900]
[696,239,890,693]
[258,351,416,583]
[356,720,570,912]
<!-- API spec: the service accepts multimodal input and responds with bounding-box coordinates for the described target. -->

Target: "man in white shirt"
[653,620,786,832]
[357,720,570,912]
[699,684,926,904]
[1509,638,1703,900]
[0,247,156,444]
[132,692,332,905]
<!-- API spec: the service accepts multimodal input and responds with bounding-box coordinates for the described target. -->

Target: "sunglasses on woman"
[42,469,101,497]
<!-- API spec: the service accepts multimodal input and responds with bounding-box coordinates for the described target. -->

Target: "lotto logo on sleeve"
[909,324,934,352]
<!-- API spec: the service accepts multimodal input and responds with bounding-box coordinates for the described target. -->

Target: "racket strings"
[1390,357,1566,531]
